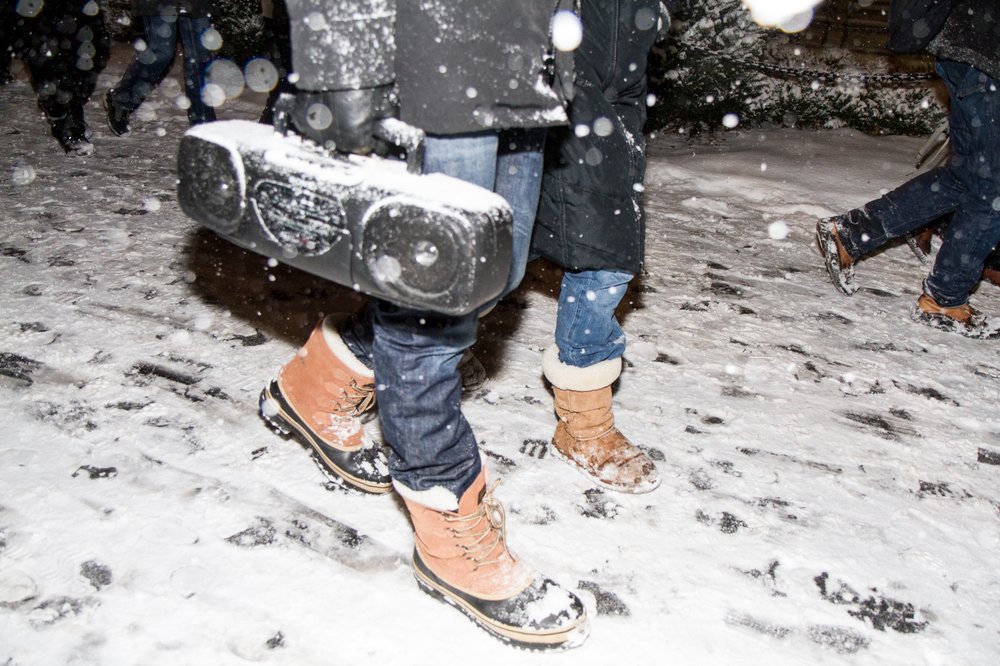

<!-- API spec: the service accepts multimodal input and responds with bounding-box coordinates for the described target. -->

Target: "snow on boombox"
[177,118,513,316]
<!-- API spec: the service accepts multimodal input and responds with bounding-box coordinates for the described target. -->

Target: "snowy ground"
[2,51,1000,666]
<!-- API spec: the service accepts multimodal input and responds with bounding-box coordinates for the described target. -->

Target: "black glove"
[286,85,395,154]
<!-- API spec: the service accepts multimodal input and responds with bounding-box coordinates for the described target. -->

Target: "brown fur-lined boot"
[259,315,391,494]
[542,347,660,494]
[400,469,589,650]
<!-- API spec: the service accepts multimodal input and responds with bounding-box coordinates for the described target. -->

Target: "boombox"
[176,118,513,316]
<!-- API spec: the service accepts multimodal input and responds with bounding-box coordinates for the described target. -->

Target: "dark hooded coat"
[531,0,665,275]
[0,0,110,116]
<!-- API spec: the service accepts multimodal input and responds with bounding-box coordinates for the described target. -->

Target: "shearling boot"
[542,347,660,494]
[259,315,391,494]
[400,469,589,650]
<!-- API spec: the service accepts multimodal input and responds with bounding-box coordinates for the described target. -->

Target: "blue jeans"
[555,269,633,367]
[495,129,547,299]
[342,130,544,498]
[838,59,1000,307]
[111,14,217,125]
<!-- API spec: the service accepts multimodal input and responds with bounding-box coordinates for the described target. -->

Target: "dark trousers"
[1,0,110,120]
[839,59,1000,307]
[110,13,217,125]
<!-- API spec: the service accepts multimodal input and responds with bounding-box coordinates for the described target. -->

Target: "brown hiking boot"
[401,469,589,650]
[542,348,660,494]
[910,293,1000,340]
[816,219,858,295]
[982,266,1000,288]
[259,315,391,494]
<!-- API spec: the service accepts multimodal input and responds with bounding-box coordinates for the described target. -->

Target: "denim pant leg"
[838,166,963,259]
[176,16,217,124]
[371,305,481,496]
[555,269,633,367]
[924,60,1000,307]
[839,60,1000,307]
[111,15,178,112]
[341,131,500,365]
[345,132,499,499]
[493,128,546,301]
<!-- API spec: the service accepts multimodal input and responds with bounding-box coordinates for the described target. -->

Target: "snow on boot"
[259,315,391,494]
[542,347,660,494]
[910,293,1000,340]
[816,219,857,295]
[50,112,93,156]
[399,469,589,650]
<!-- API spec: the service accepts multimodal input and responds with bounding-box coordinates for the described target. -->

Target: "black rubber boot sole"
[412,550,589,651]
[259,380,391,494]
[816,220,858,296]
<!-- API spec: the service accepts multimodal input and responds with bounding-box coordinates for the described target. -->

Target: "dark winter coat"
[532,0,665,274]
[0,0,110,114]
[131,1,218,17]
[927,0,1000,80]
[283,0,573,135]
[395,0,574,134]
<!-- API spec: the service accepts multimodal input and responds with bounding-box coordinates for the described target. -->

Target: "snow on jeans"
[340,131,544,500]
[837,59,1000,308]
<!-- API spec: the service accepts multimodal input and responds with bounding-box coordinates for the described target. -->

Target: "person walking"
[817,0,1000,339]
[257,0,588,650]
[1,0,110,154]
[531,0,667,492]
[105,0,219,135]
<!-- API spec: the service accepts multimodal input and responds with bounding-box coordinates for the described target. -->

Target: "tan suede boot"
[911,292,1000,339]
[542,347,660,494]
[259,315,391,493]
[400,469,589,650]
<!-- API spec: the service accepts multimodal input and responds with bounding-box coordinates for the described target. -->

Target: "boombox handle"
[271,93,425,175]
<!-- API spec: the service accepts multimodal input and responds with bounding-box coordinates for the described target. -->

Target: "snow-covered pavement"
[2,56,999,665]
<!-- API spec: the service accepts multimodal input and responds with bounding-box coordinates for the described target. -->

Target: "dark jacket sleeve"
[284,0,395,91]
[927,0,1000,80]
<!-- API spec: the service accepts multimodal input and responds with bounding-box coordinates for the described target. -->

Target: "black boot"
[50,108,93,156]
[104,90,130,136]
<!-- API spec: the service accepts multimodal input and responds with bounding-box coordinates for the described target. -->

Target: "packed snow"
[2,48,999,665]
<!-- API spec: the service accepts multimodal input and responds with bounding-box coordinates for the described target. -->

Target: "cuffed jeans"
[110,14,217,125]
[555,269,633,367]
[342,129,544,498]
[837,59,1000,307]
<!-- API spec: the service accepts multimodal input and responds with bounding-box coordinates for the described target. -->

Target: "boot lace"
[444,481,511,570]
[334,379,376,418]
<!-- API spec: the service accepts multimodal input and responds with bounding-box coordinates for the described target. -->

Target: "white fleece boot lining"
[393,455,490,512]
[319,314,374,379]
[541,345,622,391]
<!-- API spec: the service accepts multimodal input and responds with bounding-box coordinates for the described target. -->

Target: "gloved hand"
[286,85,395,154]
[289,89,374,153]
